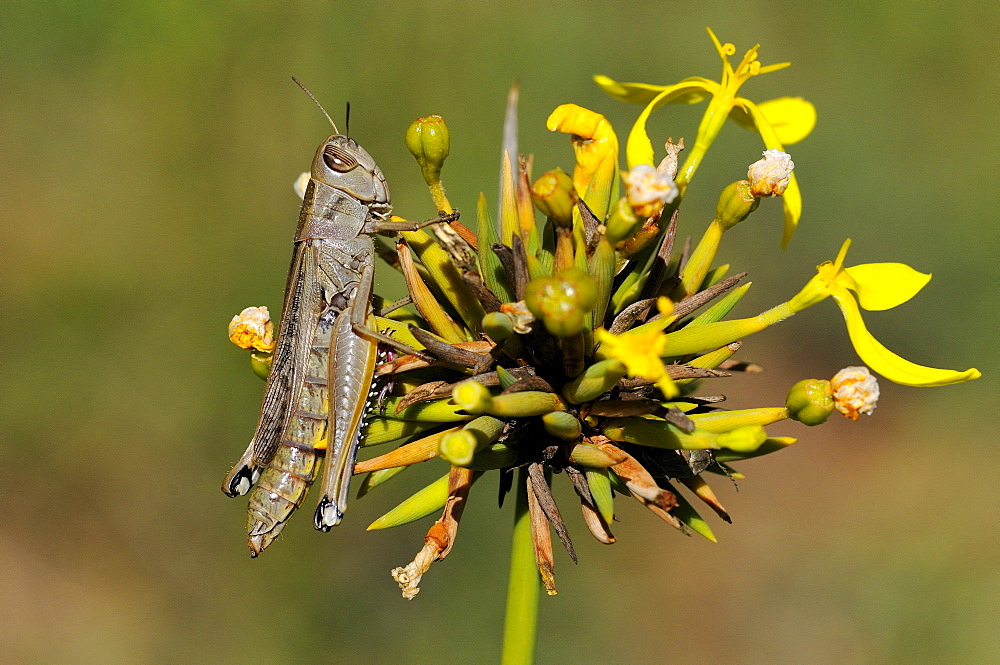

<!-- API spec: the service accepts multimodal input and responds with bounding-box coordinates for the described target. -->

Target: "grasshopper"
[223,80,446,556]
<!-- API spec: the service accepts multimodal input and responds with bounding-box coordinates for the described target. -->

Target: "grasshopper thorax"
[311,135,390,207]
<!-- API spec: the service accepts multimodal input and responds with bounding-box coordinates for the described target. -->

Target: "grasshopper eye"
[323,144,358,172]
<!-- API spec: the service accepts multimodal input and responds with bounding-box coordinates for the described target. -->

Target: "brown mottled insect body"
[223,92,442,556]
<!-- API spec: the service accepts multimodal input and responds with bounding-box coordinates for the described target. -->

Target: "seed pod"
[716,180,759,230]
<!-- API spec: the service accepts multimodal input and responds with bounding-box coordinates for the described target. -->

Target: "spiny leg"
[313,311,379,530]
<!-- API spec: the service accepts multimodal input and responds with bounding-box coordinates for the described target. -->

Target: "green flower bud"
[603,197,641,245]
[488,391,566,418]
[715,180,760,231]
[531,168,575,227]
[541,411,583,441]
[482,311,515,342]
[439,415,505,466]
[562,358,627,404]
[405,115,450,186]
[452,379,494,414]
[524,267,598,338]
[785,378,835,426]
[567,442,625,467]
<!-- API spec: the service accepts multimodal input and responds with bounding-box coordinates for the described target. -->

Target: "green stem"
[501,468,540,665]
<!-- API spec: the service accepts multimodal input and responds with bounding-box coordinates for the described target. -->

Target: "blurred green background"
[2,2,996,663]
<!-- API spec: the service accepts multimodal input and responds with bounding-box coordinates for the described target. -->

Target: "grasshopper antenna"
[291,76,340,135]
[345,102,351,138]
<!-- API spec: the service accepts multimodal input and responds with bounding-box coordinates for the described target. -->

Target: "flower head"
[225,34,981,634]
[546,104,618,195]
[546,104,619,220]
[499,301,534,335]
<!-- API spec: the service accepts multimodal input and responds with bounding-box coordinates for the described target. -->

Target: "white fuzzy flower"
[624,164,678,217]
[229,306,276,352]
[747,149,794,197]
[293,172,311,200]
[831,366,879,420]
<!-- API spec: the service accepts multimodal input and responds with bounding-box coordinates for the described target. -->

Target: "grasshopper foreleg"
[376,294,412,316]
[369,210,459,234]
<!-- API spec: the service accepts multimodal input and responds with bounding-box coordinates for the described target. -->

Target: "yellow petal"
[547,104,619,198]
[596,327,667,381]
[779,173,802,249]
[730,97,816,145]
[626,81,721,169]
[831,289,981,387]
[594,74,711,105]
[843,263,931,311]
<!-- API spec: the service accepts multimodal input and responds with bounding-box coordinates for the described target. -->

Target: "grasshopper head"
[312,135,390,206]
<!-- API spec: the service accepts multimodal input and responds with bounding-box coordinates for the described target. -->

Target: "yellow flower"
[596,28,816,248]
[789,240,981,387]
[595,298,679,398]
[546,104,618,193]
[546,104,620,221]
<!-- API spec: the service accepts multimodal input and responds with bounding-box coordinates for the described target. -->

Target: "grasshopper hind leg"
[222,440,260,497]
[313,497,343,531]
